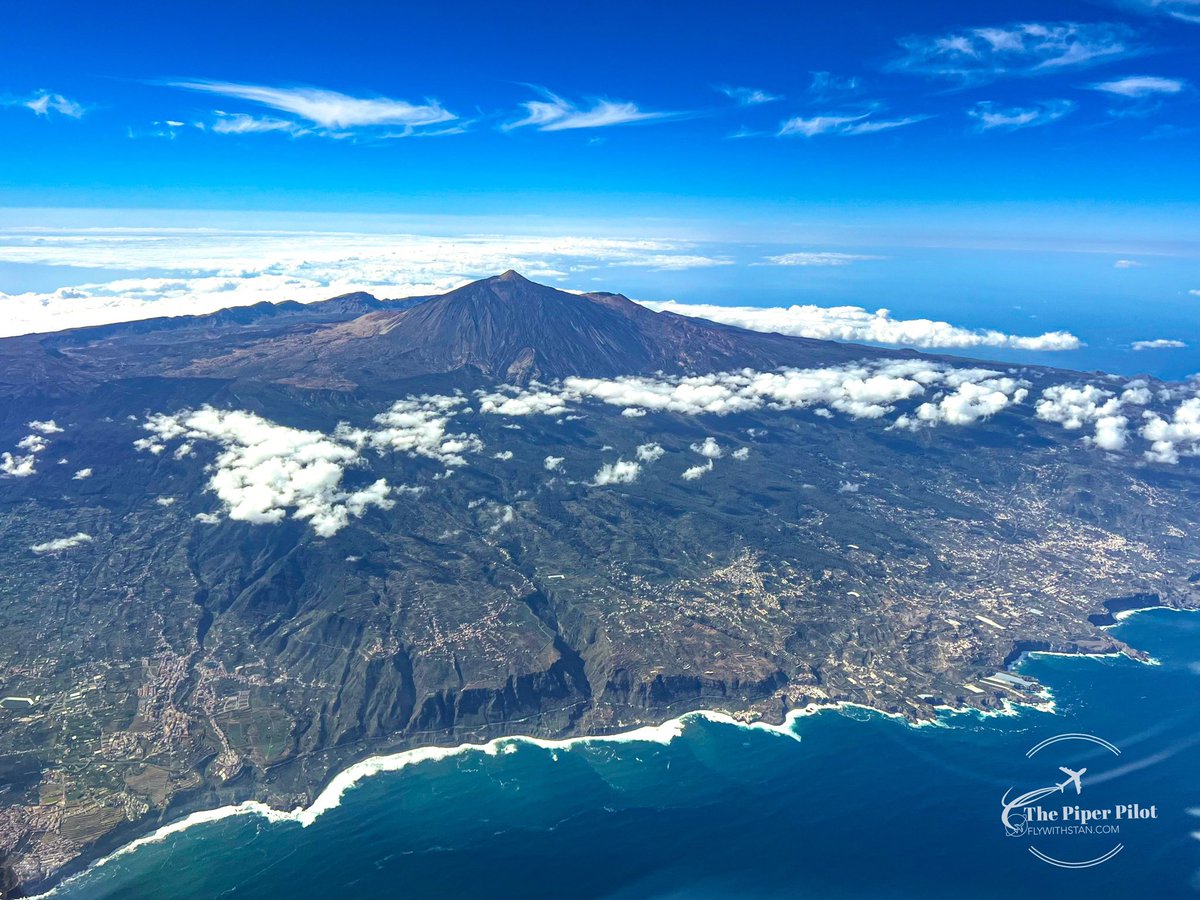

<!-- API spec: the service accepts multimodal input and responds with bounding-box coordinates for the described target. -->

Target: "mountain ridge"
[0,272,1104,403]
[173,270,898,388]
[2,271,1200,896]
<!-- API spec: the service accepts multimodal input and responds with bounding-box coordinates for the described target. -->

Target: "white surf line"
[44,605,1200,893]
[1107,603,1189,623]
[31,709,797,897]
[33,691,1066,897]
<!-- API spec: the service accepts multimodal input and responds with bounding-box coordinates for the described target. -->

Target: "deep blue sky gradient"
[1,0,1198,376]
[3,0,1198,212]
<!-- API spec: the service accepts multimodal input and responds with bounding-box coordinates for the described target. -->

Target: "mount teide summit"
[2,271,895,397]
[179,270,890,388]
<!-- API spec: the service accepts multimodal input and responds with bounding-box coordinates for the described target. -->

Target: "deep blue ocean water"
[46,609,1200,900]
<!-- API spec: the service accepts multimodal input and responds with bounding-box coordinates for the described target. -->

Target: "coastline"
[1087,594,1171,629]
[28,605,1194,898]
[26,697,1005,898]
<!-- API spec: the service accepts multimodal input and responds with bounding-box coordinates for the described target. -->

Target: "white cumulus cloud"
[479,360,1032,425]
[30,532,93,554]
[1,453,37,477]
[592,459,641,485]
[1035,383,1135,450]
[1,423,60,477]
[1142,398,1200,463]
[904,376,1030,428]
[355,395,483,467]
[139,407,396,537]
[635,442,665,462]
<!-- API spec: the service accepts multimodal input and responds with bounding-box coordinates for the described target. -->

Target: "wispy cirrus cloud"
[717,85,782,106]
[1090,75,1187,97]
[1114,0,1200,23]
[210,112,304,136]
[778,112,930,137]
[843,115,931,135]
[3,90,85,118]
[503,88,680,131]
[892,22,1137,83]
[778,113,865,137]
[167,80,456,136]
[968,99,1075,131]
[808,72,862,100]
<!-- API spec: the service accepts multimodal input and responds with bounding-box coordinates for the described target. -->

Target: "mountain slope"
[2,271,1200,894]
[176,271,894,387]
[0,291,430,399]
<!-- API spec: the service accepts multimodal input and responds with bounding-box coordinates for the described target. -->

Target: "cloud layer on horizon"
[0,229,736,336]
[0,228,1092,355]
[639,299,1081,351]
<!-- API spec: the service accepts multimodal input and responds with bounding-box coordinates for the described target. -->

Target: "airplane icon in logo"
[1057,767,1086,794]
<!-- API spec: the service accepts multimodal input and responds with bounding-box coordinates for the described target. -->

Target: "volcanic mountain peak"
[0,272,894,397]
[237,270,885,387]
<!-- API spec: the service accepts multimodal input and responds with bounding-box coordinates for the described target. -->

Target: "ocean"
[41,609,1200,900]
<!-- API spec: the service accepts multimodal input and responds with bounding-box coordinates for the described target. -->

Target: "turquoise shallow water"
[46,610,1200,899]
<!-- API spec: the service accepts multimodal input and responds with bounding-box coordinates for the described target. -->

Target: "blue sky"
[1,0,1198,376]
